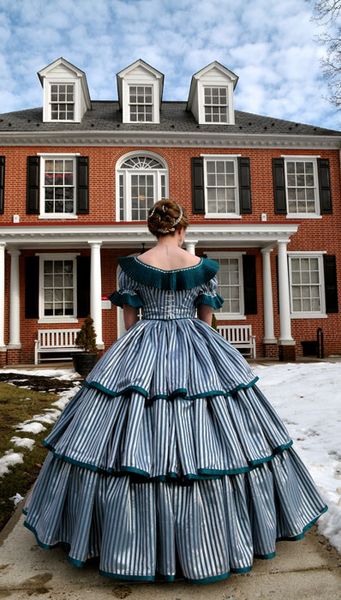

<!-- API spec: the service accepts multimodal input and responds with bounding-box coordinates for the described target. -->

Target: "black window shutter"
[26,156,40,214]
[77,156,89,214]
[191,157,205,214]
[243,255,257,314]
[25,256,39,318]
[323,255,338,313]
[0,156,5,214]
[77,256,90,317]
[317,158,332,214]
[238,157,252,214]
[272,158,287,214]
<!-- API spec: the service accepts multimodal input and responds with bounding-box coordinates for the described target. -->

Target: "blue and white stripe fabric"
[24,257,327,584]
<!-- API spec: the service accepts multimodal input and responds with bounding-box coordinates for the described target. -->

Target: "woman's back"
[136,247,201,271]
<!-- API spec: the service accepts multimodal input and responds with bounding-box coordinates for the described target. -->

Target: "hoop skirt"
[23,256,327,583]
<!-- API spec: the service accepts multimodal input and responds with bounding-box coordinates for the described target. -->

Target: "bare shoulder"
[137,248,201,270]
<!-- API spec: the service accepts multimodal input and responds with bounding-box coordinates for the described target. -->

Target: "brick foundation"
[263,343,279,359]
[0,351,7,367]
[278,344,296,362]
[6,348,22,365]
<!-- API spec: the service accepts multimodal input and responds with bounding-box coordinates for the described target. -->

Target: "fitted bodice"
[109,255,225,319]
[137,284,201,319]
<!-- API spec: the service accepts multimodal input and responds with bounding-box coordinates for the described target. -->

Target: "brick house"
[0,57,340,366]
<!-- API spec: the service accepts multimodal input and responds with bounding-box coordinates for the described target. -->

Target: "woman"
[24,199,327,583]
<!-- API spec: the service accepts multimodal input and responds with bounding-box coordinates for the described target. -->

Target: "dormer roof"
[37,57,91,109]
[116,59,164,108]
[187,61,238,111]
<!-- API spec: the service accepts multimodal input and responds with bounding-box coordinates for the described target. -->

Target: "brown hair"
[147,199,189,238]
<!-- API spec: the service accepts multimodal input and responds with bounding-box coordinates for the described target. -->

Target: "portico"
[0,222,298,364]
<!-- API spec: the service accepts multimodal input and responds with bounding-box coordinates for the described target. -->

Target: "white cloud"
[0,0,339,128]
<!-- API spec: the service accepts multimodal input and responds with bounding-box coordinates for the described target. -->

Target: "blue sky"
[0,0,339,129]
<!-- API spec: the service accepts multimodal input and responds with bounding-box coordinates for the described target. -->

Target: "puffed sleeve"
[194,275,224,309]
[109,269,144,308]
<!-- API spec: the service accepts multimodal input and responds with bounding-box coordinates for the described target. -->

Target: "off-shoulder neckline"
[134,255,203,273]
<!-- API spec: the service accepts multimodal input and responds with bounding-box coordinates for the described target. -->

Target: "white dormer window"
[38,57,91,123]
[187,61,238,125]
[129,85,153,122]
[117,59,164,124]
[50,83,75,121]
[204,87,228,123]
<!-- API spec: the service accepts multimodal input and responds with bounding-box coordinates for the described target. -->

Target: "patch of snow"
[0,450,24,477]
[15,422,46,434]
[9,492,24,506]
[0,367,80,380]
[52,385,81,411]
[254,361,341,553]
[10,437,35,451]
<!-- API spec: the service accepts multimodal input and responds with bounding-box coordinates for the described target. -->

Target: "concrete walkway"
[0,505,340,600]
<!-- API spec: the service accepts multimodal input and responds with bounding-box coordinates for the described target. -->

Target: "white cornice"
[0,130,339,148]
[0,223,299,248]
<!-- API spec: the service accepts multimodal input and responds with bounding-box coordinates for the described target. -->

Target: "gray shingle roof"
[0,101,339,135]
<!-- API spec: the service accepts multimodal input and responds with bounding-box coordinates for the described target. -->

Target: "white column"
[277,240,294,344]
[185,240,198,255]
[261,247,276,343]
[0,243,5,349]
[8,248,21,348]
[89,241,104,348]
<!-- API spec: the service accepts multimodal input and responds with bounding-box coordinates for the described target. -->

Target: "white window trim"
[39,154,78,219]
[284,157,320,219]
[203,156,240,218]
[122,79,160,124]
[36,252,79,324]
[288,251,327,319]
[43,77,81,123]
[116,151,168,221]
[206,251,246,320]
[198,81,234,125]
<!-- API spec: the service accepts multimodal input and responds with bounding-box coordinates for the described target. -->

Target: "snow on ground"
[9,437,35,450]
[0,367,81,380]
[15,422,46,434]
[0,450,24,476]
[0,368,81,480]
[254,361,341,553]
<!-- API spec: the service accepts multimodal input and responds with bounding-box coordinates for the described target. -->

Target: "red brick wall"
[1,145,340,362]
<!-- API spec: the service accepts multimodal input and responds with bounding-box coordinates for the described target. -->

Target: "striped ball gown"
[23,255,327,584]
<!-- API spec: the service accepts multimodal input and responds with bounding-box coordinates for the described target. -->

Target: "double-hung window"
[50,83,75,121]
[284,158,319,217]
[207,253,245,318]
[117,154,168,221]
[204,156,239,216]
[39,254,78,322]
[204,87,228,123]
[129,85,153,122]
[288,253,326,317]
[40,155,76,217]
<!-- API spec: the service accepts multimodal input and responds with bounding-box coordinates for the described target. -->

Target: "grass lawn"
[0,381,59,531]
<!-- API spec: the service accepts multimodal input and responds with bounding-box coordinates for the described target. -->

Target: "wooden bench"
[216,324,256,358]
[34,329,82,365]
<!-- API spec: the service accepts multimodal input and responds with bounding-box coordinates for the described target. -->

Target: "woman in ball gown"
[23,199,327,584]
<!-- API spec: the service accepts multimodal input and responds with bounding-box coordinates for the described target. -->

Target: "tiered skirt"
[24,318,327,583]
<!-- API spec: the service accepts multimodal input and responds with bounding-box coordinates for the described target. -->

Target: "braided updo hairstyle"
[147,199,189,238]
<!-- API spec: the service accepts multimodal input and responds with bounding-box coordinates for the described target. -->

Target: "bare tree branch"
[309,0,341,107]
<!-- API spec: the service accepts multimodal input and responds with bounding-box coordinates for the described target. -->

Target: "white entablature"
[0,223,298,249]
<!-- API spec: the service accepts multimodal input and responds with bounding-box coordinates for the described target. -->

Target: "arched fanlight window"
[117,152,168,221]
